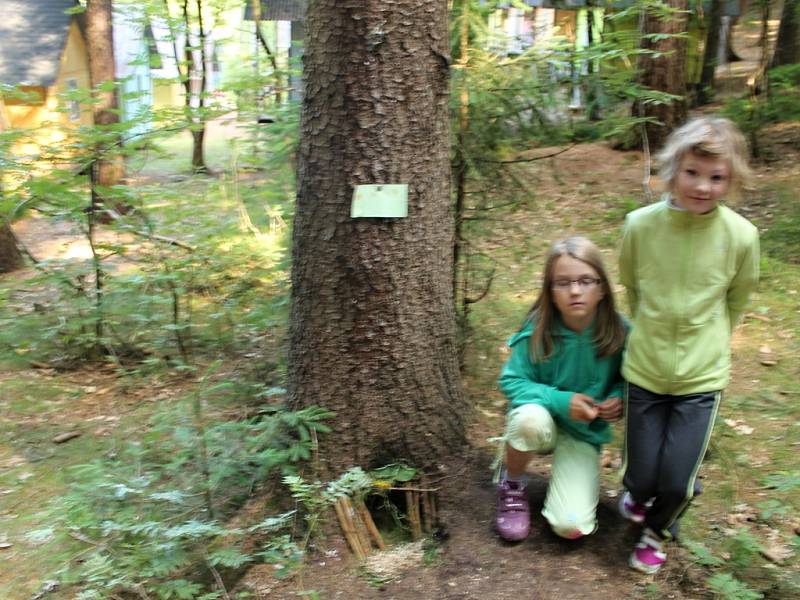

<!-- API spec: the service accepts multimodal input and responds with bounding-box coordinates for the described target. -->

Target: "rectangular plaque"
[351,184,409,218]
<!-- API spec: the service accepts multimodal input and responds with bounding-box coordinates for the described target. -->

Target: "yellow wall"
[3,20,92,167]
[152,79,184,109]
[54,19,93,127]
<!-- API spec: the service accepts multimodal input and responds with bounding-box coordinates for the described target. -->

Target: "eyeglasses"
[551,277,602,291]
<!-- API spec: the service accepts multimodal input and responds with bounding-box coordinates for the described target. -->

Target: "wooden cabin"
[0,0,92,137]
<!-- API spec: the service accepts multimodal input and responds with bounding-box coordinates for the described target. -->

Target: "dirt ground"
[9,126,799,600]
[234,119,800,600]
[242,452,711,600]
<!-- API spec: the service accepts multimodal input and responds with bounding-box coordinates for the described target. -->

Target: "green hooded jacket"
[499,317,626,449]
[619,198,760,395]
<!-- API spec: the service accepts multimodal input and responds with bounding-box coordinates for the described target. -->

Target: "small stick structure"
[333,481,437,558]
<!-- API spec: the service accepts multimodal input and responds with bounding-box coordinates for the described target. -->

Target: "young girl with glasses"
[618,116,759,573]
[495,236,628,542]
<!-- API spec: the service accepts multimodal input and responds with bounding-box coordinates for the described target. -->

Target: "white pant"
[506,404,600,538]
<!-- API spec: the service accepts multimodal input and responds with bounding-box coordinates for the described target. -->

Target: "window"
[65,78,80,121]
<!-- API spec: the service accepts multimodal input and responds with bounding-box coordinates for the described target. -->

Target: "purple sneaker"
[618,490,647,525]
[496,479,530,542]
[630,529,666,574]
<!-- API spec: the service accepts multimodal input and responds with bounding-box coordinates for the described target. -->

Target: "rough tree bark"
[85,0,125,189]
[0,223,23,273]
[772,0,800,67]
[634,0,689,151]
[288,0,468,474]
[0,115,23,273]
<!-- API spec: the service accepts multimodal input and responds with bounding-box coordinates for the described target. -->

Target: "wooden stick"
[356,498,386,550]
[334,497,365,560]
[406,490,422,540]
[343,497,369,558]
[420,490,433,534]
[429,490,438,530]
[343,496,372,556]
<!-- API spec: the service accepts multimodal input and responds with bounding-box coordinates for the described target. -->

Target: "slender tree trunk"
[727,0,748,62]
[180,0,208,173]
[250,0,283,104]
[698,0,723,105]
[585,9,601,121]
[289,0,467,474]
[633,0,689,151]
[0,113,23,273]
[772,0,800,67]
[453,1,470,321]
[85,0,125,196]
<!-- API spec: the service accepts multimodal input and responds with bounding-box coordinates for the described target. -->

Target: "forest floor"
[236,125,800,600]
[3,21,800,600]
[3,133,799,600]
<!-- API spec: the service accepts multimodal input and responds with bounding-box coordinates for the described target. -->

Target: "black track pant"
[622,382,721,540]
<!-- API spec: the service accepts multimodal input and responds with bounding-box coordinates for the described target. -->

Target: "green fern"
[707,573,764,600]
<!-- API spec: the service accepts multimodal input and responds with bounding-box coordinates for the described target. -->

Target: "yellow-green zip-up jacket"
[619,198,759,395]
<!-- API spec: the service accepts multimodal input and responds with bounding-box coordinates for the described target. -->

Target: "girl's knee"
[545,510,597,540]
[549,520,596,540]
[551,525,588,540]
[507,404,555,452]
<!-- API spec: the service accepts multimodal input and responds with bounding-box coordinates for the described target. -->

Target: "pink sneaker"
[496,479,530,542]
[618,491,647,524]
[630,529,666,574]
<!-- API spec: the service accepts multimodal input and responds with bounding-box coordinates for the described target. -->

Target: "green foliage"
[449,1,672,333]
[762,471,800,492]
[25,385,332,598]
[0,113,295,370]
[707,573,764,600]
[721,64,800,155]
[370,463,417,484]
[755,498,790,521]
[685,529,785,600]
[759,187,800,264]
[685,540,726,567]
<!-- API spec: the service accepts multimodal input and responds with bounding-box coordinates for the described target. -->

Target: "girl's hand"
[569,393,599,422]
[597,397,623,422]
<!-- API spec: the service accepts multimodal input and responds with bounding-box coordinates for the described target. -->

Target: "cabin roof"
[0,0,81,87]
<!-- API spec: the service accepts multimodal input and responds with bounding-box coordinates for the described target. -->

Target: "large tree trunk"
[85,0,125,189]
[698,0,723,105]
[634,0,689,151]
[0,223,23,273]
[289,0,467,474]
[772,0,800,67]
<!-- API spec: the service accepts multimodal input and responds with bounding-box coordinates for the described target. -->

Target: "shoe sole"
[629,554,663,574]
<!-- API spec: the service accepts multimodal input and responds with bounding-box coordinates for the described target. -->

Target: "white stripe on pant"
[621,382,721,539]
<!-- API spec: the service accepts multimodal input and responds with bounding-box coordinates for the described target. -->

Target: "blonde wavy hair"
[657,116,753,195]
[525,236,625,361]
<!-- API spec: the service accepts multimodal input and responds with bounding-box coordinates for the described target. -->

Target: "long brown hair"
[526,236,625,361]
